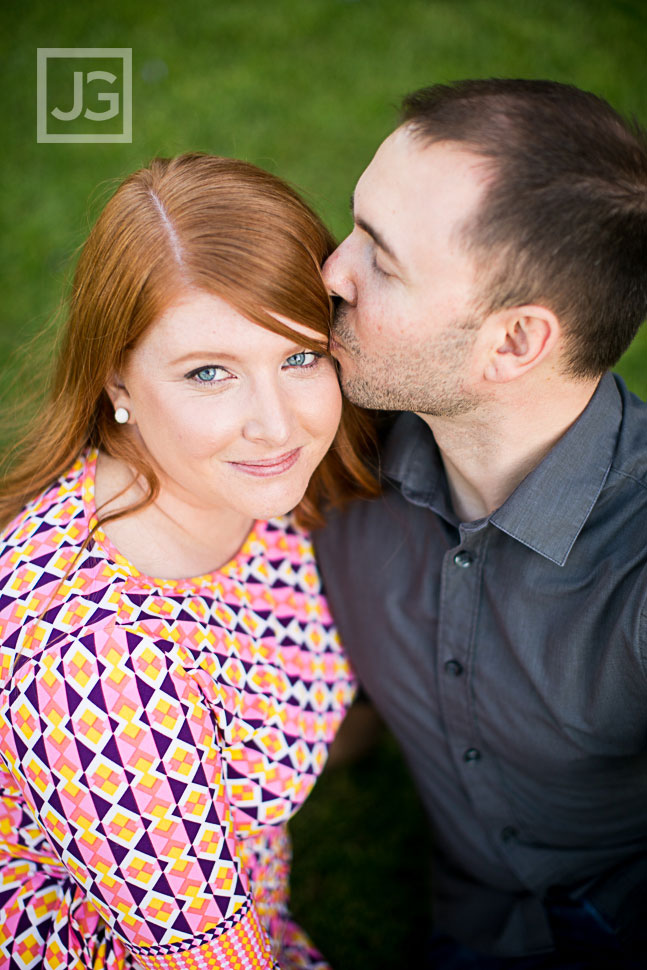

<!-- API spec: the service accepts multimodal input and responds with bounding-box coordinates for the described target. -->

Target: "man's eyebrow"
[349,192,403,269]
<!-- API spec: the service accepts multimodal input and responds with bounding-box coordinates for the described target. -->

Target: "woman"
[0,154,377,969]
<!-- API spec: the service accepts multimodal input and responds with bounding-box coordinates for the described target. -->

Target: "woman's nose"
[242,385,293,446]
[322,239,358,307]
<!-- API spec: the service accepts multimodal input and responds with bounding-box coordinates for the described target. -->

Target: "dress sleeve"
[2,622,280,969]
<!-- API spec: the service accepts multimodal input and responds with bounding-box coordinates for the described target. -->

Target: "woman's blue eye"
[188,366,229,383]
[285,351,320,368]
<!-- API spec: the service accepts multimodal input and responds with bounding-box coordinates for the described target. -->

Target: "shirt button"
[463,747,481,762]
[453,551,474,568]
[444,659,464,677]
[501,826,518,842]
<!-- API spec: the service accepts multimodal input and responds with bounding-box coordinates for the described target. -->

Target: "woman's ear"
[483,305,561,383]
[105,371,133,422]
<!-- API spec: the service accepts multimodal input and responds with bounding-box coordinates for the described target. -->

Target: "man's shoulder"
[314,412,434,567]
[609,374,647,488]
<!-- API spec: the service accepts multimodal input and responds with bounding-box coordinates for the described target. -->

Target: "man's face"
[323,128,491,416]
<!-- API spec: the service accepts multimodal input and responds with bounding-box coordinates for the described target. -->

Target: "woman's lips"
[228,448,302,477]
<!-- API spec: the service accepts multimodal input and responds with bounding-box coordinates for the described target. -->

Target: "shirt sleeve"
[3,622,280,969]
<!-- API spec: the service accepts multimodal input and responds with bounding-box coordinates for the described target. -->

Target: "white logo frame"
[37,48,132,144]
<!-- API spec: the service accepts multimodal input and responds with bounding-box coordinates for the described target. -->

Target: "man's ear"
[483,305,561,383]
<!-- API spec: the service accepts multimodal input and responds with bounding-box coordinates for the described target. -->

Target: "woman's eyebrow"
[170,341,326,368]
[170,350,242,366]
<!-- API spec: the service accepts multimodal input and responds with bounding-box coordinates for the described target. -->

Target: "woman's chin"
[243,482,312,522]
[247,496,305,521]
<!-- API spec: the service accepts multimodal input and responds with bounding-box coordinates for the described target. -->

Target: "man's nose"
[322,239,357,307]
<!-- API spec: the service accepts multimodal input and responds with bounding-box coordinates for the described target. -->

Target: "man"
[314,79,647,968]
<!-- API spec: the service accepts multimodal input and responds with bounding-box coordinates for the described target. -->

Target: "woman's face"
[111,290,342,521]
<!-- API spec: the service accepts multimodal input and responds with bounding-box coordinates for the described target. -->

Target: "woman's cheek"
[317,374,344,442]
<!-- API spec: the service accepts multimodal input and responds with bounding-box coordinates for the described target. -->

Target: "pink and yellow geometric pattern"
[0,451,353,968]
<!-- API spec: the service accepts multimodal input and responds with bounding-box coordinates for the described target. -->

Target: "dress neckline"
[81,448,264,593]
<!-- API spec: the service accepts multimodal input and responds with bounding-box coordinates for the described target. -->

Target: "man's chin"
[337,371,384,410]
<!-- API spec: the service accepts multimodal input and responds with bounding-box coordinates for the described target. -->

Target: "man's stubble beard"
[331,302,483,417]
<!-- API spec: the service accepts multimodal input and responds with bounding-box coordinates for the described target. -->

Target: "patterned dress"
[0,451,355,970]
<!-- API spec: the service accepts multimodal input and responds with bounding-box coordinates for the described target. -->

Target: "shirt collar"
[382,411,457,521]
[382,372,623,567]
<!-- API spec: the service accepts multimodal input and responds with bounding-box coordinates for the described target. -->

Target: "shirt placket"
[436,523,506,821]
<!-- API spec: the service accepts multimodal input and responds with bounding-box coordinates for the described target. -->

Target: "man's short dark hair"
[401,79,647,377]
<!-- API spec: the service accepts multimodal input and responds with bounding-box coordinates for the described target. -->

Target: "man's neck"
[417,376,601,522]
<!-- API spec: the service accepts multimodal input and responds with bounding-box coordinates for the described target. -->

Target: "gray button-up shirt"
[314,372,647,957]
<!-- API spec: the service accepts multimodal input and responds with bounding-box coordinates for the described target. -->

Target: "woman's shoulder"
[0,451,91,557]
[0,451,119,670]
[241,514,325,597]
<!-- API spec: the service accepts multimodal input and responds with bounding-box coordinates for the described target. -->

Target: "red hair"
[0,154,378,531]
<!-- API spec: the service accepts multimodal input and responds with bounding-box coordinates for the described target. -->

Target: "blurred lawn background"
[1,1,647,966]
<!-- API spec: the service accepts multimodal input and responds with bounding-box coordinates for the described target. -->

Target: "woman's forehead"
[134,291,328,361]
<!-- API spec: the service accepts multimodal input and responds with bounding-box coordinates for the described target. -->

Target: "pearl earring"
[114,407,130,424]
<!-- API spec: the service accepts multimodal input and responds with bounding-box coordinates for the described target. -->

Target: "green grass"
[2,0,647,389]
[2,0,647,964]
[290,727,432,968]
